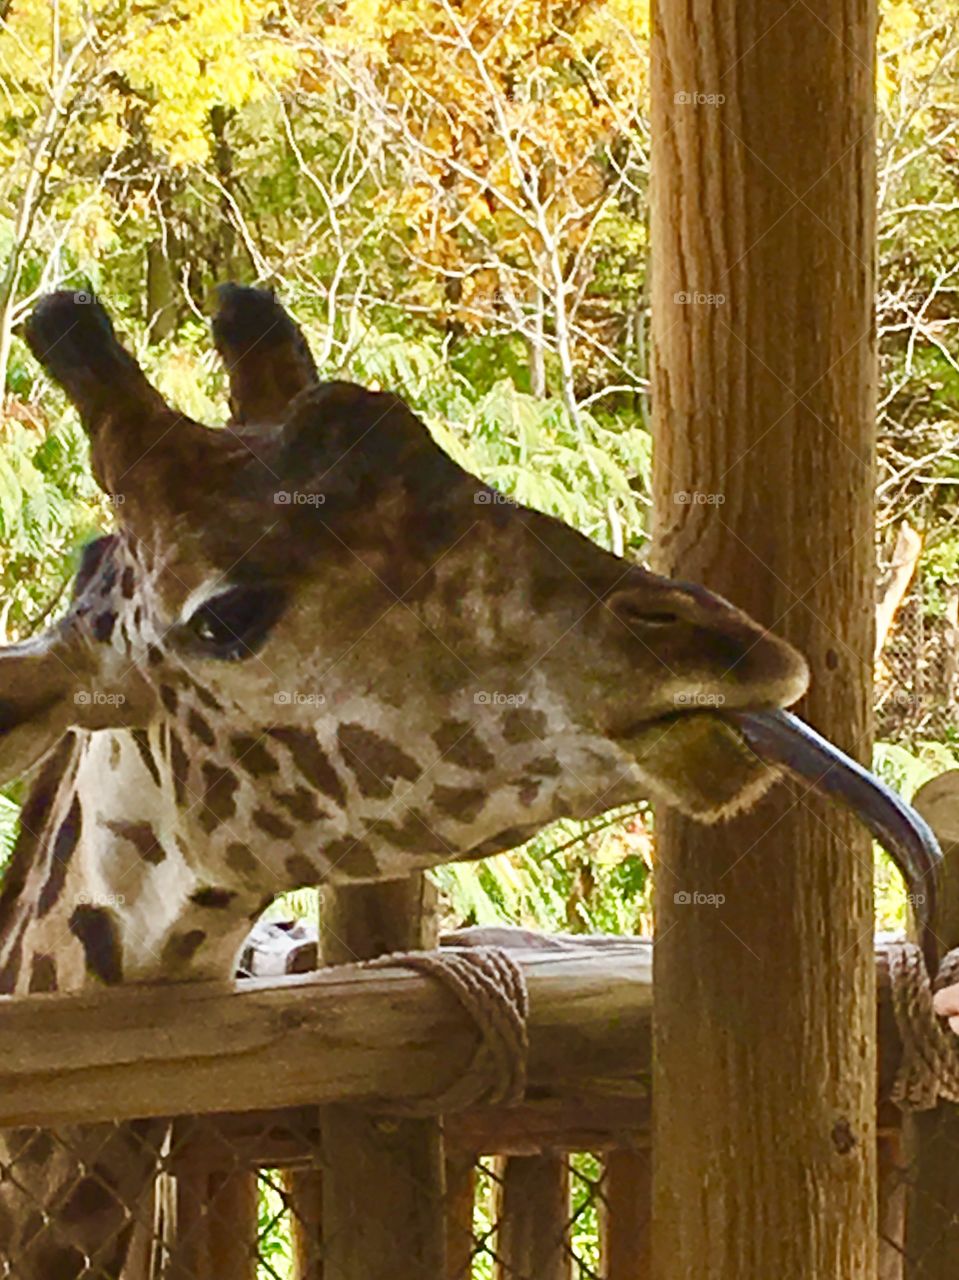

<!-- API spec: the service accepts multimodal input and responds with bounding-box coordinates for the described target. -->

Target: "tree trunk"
[650,3,878,1278]
[319,877,446,1280]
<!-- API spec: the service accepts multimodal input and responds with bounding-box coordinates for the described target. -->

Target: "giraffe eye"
[184,584,287,661]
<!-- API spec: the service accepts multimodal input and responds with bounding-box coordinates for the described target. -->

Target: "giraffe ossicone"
[0,285,939,1276]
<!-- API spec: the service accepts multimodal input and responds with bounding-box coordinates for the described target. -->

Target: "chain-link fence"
[876,583,959,742]
[5,927,959,1278]
[0,1109,649,1278]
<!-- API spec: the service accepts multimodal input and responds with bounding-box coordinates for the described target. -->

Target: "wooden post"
[320,876,446,1280]
[650,2,879,1277]
[601,1150,651,1280]
[902,773,959,1277]
[206,1168,259,1280]
[286,1168,325,1280]
[444,1149,477,1280]
[495,1155,571,1280]
[161,1151,209,1280]
[878,1133,905,1280]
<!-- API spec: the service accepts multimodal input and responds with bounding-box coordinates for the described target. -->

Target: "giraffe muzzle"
[732,708,942,965]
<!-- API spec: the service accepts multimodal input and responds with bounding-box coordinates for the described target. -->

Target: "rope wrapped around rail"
[366,947,530,1114]
[888,941,959,1110]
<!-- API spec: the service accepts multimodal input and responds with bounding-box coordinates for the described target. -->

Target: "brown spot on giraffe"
[268,727,346,805]
[325,837,380,879]
[37,796,83,917]
[432,719,497,771]
[168,730,191,806]
[252,807,295,840]
[367,809,445,852]
[273,786,325,822]
[130,728,162,788]
[285,853,319,885]
[430,784,487,823]
[337,723,421,798]
[527,755,562,776]
[231,734,279,776]
[68,905,123,984]
[501,708,549,744]
[190,886,237,909]
[28,954,58,992]
[198,763,239,833]
[187,709,215,747]
[226,842,259,877]
[162,929,206,966]
[102,819,166,865]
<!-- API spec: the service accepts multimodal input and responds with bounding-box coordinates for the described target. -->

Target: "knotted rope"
[366,946,530,1114]
[888,940,959,1110]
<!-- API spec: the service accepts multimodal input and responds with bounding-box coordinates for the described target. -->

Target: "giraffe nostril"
[617,607,681,628]
[632,611,680,626]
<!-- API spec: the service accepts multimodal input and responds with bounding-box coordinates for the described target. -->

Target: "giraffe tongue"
[730,708,941,957]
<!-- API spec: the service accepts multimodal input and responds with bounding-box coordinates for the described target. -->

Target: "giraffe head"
[0,287,938,946]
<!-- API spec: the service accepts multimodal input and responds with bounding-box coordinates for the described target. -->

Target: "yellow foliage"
[0,0,297,167]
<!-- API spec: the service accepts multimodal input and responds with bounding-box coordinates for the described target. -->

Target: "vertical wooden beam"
[445,1149,477,1280]
[650,2,879,1278]
[286,1168,325,1280]
[902,774,959,1277]
[601,1150,651,1280]
[878,1133,904,1280]
[320,877,446,1280]
[495,1154,571,1280]
[206,1168,259,1280]
[161,1152,209,1280]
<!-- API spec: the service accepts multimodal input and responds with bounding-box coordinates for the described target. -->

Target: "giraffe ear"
[0,640,83,785]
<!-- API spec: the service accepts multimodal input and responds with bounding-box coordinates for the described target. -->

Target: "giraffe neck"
[0,728,272,997]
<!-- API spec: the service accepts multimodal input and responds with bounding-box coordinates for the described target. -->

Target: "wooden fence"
[0,925,952,1278]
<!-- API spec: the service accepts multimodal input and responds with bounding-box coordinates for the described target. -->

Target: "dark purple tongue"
[731,708,941,967]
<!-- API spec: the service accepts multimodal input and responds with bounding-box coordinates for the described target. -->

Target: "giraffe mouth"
[623,705,941,958]
[730,708,941,957]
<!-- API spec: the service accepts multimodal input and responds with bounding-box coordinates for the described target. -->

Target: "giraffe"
[0,285,939,1276]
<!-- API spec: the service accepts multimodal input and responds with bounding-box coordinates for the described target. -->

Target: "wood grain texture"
[650,1,879,1276]
[319,876,445,1280]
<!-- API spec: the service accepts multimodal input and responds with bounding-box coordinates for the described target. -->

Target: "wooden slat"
[161,1152,209,1280]
[286,1168,324,1280]
[445,1149,477,1280]
[206,1168,258,1279]
[601,1150,651,1280]
[495,1154,571,1280]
